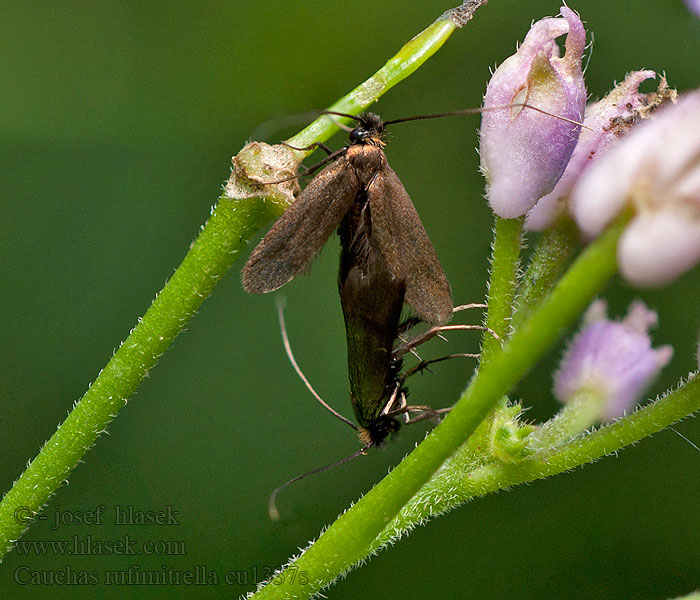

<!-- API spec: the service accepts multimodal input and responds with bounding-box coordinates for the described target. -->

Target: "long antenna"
[276,298,357,431]
[383,102,591,130]
[269,443,371,520]
[322,110,364,122]
[261,104,590,187]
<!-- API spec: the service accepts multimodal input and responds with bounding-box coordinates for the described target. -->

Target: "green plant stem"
[513,216,578,330]
[465,215,523,459]
[0,195,275,558]
[372,373,700,547]
[481,215,524,365]
[249,215,629,600]
[533,390,605,449]
[0,10,466,560]
[286,15,461,153]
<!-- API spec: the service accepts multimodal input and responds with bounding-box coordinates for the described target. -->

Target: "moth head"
[349,112,386,146]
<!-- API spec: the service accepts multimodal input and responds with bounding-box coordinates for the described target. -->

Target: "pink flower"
[554,300,673,421]
[480,6,586,219]
[526,70,659,230]
[571,88,700,287]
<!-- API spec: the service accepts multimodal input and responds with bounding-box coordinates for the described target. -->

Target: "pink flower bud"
[527,70,658,230]
[480,6,586,219]
[554,300,673,421]
[571,88,700,287]
[685,0,700,18]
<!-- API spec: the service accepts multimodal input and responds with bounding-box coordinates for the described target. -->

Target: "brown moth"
[242,112,452,446]
[241,112,452,324]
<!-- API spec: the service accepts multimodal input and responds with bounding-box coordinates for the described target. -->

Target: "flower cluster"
[480,6,699,288]
[525,70,664,231]
[571,90,700,286]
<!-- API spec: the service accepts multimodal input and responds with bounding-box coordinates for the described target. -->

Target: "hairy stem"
[373,373,700,547]
[481,215,524,365]
[533,390,605,450]
[513,216,578,329]
[0,195,274,558]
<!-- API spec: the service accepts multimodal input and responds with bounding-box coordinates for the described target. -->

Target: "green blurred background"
[1,1,699,598]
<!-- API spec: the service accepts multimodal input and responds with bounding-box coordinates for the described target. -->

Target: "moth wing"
[242,156,360,293]
[369,165,452,325]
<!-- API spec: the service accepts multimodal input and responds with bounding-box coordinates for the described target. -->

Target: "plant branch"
[286,3,480,153]
[0,195,275,559]
[372,373,700,548]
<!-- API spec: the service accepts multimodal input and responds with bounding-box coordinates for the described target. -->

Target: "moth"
[242,112,453,446]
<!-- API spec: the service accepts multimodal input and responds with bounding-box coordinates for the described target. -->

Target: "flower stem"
[533,390,604,449]
[513,216,578,329]
[481,215,524,365]
[249,214,629,600]
[0,8,468,559]
[466,215,524,459]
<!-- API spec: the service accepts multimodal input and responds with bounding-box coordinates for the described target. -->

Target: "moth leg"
[452,303,488,313]
[400,352,480,380]
[396,391,410,424]
[394,304,488,356]
[395,332,424,364]
[379,386,411,424]
[397,304,486,337]
[386,404,450,425]
[263,147,348,185]
[398,394,410,424]
[380,384,403,416]
[405,407,451,425]
[393,323,498,359]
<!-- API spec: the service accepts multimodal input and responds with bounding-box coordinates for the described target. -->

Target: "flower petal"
[618,209,700,287]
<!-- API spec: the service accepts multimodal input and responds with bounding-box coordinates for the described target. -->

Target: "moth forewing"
[368,166,453,325]
[241,154,360,294]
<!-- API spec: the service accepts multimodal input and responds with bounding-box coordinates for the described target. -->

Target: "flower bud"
[554,300,673,422]
[526,70,659,230]
[489,403,535,463]
[685,0,700,18]
[480,6,586,219]
[571,88,700,286]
